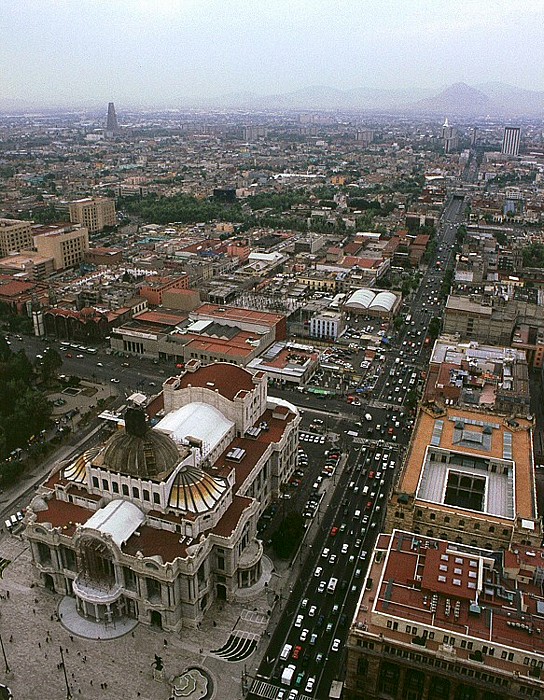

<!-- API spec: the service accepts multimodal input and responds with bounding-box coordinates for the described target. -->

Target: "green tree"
[0,336,10,362]
[428,317,441,340]
[40,348,63,383]
[272,511,305,559]
[456,225,467,244]
[404,389,418,411]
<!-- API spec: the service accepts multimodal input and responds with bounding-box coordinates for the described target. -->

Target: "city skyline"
[2,0,544,108]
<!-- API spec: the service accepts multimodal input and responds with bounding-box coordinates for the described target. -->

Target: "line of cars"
[4,511,24,532]
[303,450,341,519]
[273,441,396,696]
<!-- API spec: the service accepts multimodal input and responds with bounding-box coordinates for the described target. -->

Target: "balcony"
[73,574,121,605]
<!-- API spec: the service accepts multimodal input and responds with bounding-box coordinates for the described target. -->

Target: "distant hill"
[2,81,544,115]
[205,81,544,115]
[206,84,433,111]
[475,82,544,114]
[411,82,492,115]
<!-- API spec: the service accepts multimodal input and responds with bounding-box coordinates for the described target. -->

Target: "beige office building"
[34,224,89,270]
[0,218,33,257]
[69,197,116,234]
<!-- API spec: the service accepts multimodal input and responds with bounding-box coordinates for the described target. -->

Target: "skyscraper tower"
[105,102,119,137]
[502,126,521,156]
[442,117,459,154]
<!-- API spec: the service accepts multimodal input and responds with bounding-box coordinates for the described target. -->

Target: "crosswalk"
[241,609,268,625]
[250,679,312,700]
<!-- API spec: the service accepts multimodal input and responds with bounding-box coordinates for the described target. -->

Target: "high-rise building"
[501,126,520,156]
[442,118,459,154]
[69,197,116,233]
[33,223,89,270]
[356,129,374,146]
[0,218,33,257]
[105,102,119,137]
[386,406,540,550]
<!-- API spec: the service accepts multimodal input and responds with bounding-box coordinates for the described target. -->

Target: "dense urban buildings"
[0,105,542,699]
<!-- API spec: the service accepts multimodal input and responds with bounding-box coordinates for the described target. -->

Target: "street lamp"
[59,646,72,700]
[0,634,9,674]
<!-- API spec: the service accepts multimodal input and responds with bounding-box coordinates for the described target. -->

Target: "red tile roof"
[176,362,255,400]
[212,495,253,538]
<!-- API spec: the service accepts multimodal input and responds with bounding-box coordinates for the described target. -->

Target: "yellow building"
[0,218,33,257]
[69,197,116,234]
[34,224,89,270]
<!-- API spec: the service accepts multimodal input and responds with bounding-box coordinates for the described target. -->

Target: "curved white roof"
[84,499,145,547]
[155,402,234,459]
[345,288,376,309]
[370,291,397,312]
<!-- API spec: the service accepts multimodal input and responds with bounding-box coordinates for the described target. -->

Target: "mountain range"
[200,82,544,116]
[1,82,543,116]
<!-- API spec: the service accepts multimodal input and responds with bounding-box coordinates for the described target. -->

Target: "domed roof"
[345,288,375,309]
[370,291,396,312]
[102,409,180,479]
[168,463,228,513]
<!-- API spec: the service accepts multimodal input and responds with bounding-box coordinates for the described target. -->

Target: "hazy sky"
[2,0,544,106]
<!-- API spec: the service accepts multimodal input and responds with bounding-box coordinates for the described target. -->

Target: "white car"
[300,628,309,642]
[295,614,304,628]
[331,638,341,652]
[309,605,317,617]
[341,543,349,554]
[305,677,316,693]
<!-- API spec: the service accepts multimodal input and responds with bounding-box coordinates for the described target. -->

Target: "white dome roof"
[345,288,376,309]
[370,291,397,312]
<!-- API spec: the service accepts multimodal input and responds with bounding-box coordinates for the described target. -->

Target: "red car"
[292,645,302,659]
[368,471,375,479]
[366,501,373,511]
[330,526,339,537]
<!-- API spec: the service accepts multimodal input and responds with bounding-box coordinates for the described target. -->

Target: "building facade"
[23,362,299,632]
[501,127,521,157]
[0,218,33,257]
[34,224,89,270]
[69,198,116,234]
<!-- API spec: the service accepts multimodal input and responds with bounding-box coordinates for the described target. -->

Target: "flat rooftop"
[400,407,536,520]
[355,530,544,661]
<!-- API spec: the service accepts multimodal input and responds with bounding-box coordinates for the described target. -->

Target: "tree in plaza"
[39,348,63,383]
[456,225,467,244]
[9,349,34,384]
[271,511,305,559]
[0,336,10,362]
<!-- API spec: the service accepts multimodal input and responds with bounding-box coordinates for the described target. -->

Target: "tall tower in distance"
[501,126,520,156]
[105,102,119,137]
[442,117,459,154]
